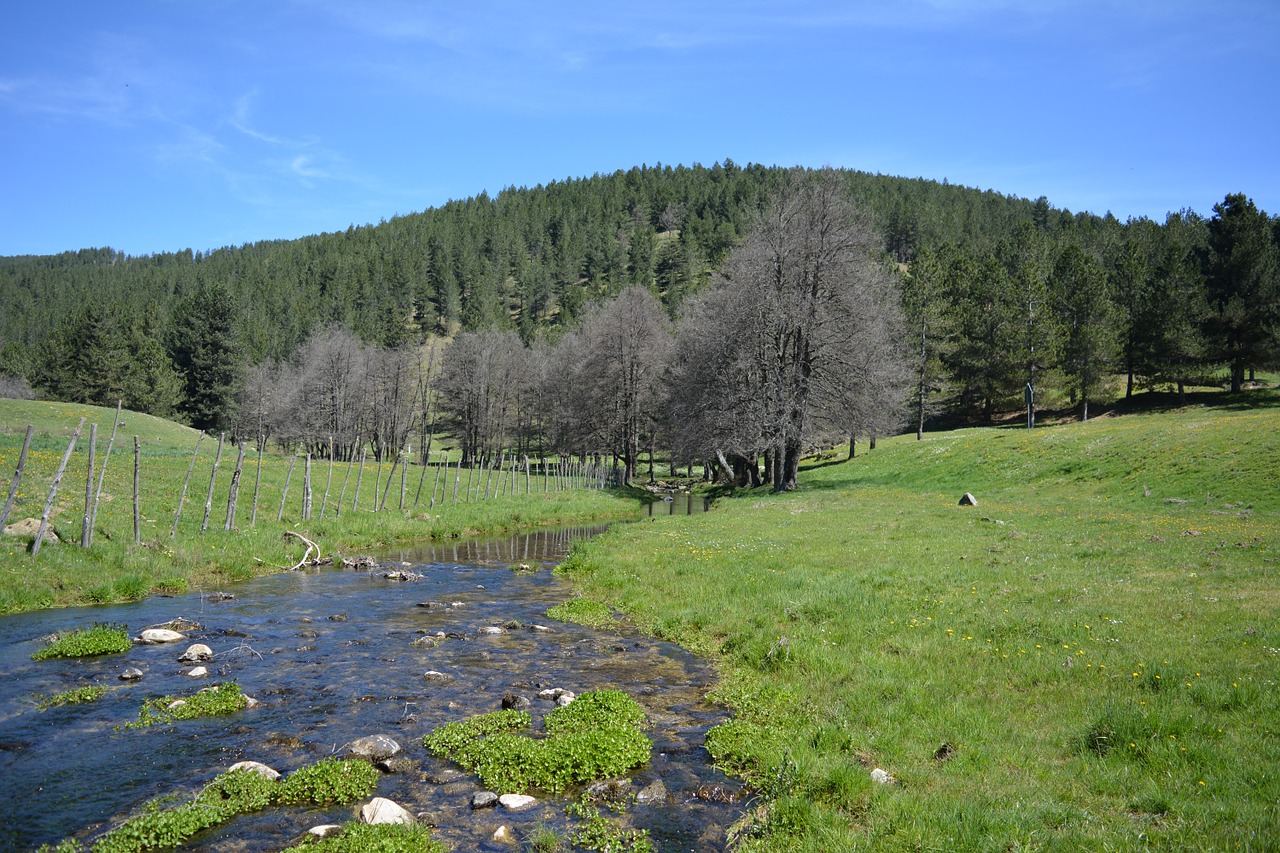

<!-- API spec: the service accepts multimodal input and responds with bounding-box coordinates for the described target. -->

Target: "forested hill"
[1,161,1099,365]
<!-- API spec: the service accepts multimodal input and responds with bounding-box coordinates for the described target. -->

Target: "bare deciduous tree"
[435,329,528,466]
[545,286,673,483]
[669,169,906,490]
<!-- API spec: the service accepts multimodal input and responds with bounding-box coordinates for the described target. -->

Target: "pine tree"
[168,280,242,432]
[1204,194,1280,391]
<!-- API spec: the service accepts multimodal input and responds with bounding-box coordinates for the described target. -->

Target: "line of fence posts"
[3,418,625,556]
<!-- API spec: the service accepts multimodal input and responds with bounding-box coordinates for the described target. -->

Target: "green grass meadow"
[556,393,1280,850]
[4,393,1278,849]
[0,399,633,613]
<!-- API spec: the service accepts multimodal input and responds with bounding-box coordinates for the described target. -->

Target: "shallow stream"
[0,505,743,852]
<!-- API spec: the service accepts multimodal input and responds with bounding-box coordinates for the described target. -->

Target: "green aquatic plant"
[127,682,247,728]
[281,823,446,852]
[92,767,278,853]
[45,757,383,852]
[33,685,109,709]
[275,757,381,806]
[31,623,131,660]
[566,798,654,853]
[423,690,651,795]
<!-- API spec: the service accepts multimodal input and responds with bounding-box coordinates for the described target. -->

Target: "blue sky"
[2,1,1277,258]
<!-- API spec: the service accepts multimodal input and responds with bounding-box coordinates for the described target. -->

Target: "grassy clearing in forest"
[0,400,634,613]
[556,391,1280,851]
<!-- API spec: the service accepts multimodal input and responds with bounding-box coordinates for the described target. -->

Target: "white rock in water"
[344,734,401,760]
[178,643,212,663]
[360,796,415,825]
[499,793,537,811]
[307,824,342,838]
[556,692,576,706]
[493,824,512,842]
[186,666,208,678]
[139,629,185,644]
[229,760,281,780]
[478,626,504,635]
[538,688,563,700]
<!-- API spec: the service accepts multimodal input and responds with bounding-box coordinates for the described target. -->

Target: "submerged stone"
[344,734,401,760]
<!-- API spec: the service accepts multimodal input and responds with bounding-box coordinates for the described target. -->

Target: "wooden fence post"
[413,451,430,509]
[319,436,334,520]
[33,418,84,556]
[171,433,205,538]
[336,436,360,518]
[399,449,408,511]
[200,432,225,533]
[429,457,443,509]
[224,443,246,531]
[81,423,96,547]
[351,448,367,512]
[278,448,299,522]
[0,424,34,529]
[89,400,122,545]
[250,437,263,527]
[302,454,313,520]
[133,437,141,544]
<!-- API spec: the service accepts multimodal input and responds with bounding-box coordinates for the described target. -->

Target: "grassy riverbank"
[0,400,634,613]
[557,393,1280,850]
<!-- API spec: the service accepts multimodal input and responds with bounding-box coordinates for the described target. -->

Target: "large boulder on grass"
[959,492,978,507]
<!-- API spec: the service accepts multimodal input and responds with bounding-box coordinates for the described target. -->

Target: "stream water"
[0,502,743,852]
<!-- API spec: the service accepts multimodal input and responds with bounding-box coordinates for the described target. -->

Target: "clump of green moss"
[281,823,446,852]
[92,768,278,853]
[423,689,651,794]
[127,682,247,728]
[46,758,384,853]
[275,758,380,806]
[33,685,109,709]
[31,623,131,661]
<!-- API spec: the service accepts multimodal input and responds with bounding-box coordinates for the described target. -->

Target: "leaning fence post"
[81,423,97,547]
[200,432,225,533]
[319,436,334,520]
[302,454,313,520]
[278,447,299,522]
[33,417,84,556]
[171,433,205,538]
[250,437,263,527]
[89,400,122,544]
[224,443,246,531]
[336,435,360,519]
[351,448,367,512]
[0,424,34,529]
